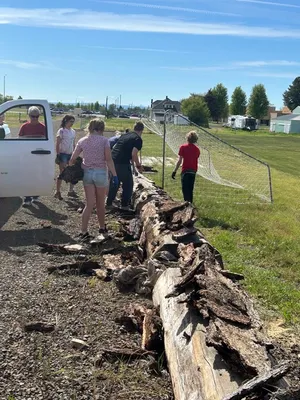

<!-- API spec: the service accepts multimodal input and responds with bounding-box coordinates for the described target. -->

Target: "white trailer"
[174,114,189,125]
[228,115,257,131]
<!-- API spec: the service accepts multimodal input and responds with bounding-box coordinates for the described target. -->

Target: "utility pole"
[105,96,108,118]
[3,75,7,103]
[120,94,122,109]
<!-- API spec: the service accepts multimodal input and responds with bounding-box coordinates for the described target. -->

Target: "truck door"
[0,100,55,197]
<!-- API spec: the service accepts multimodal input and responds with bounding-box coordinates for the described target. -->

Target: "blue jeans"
[58,153,72,164]
[83,168,108,188]
[107,164,133,207]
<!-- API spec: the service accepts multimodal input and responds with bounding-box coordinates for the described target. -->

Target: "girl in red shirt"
[171,131,200,203]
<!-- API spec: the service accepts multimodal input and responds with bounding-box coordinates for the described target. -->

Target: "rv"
[227,115,257,131]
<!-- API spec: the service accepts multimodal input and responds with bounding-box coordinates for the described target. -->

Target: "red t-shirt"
[19,122,46,138]
[178,143,200,173]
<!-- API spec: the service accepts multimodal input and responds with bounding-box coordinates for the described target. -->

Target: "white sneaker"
[22,199,32,207]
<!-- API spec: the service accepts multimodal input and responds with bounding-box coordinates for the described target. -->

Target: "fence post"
[162,114,167,189]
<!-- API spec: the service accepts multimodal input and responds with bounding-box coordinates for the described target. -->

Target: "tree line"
[181,83,269,127]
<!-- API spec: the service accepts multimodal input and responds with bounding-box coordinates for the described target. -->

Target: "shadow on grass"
[199,216,239,231]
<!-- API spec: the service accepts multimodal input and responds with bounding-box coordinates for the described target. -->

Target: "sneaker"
[99,226,108,235]
[54,192,63,200]
[68,191,78,198]
[77,232,92,243]
[22,198,32,207]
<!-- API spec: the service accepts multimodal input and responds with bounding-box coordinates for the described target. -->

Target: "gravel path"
[0,188,173,400]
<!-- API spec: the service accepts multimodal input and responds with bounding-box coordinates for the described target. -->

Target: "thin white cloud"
[161,60,300,71]
[0,58,64,70]
[236,0,300,9]
[234,60,300,67]
[2,7,300,38]
[91,0,240,17]
[0,59,42,69]
[86,45,192,53]
[249,72,298,78]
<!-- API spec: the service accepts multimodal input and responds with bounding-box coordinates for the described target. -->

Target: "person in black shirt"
[107,122,144,209]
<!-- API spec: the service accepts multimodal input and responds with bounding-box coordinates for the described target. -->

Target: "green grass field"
[141,130,300,326]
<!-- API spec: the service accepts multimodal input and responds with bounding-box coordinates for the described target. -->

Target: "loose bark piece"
[102,254,123,270]
[170,204,196,228]
[206,318,271,377]
[37,242,87,254]
[115,303,149,333]
[153,268,242,400]
[93,269,109,280]
[222,361,291,400]
[141,309,163,351]
[95,348,156,367]
[166,248,204,298]
[220,270,244,281]
[24,322,55,333]
[71,338,89,350]
[172,226,197,242]
[47,261,101,274]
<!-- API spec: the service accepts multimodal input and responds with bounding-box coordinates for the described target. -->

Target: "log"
[131,175,290,400]
[153,268,242,400]
[222,361,290,400]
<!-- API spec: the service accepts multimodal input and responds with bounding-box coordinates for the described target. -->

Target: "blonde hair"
[86,118,105,134]
[186,130,198,144]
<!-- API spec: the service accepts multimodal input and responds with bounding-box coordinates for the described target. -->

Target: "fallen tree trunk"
[131,175,290,400]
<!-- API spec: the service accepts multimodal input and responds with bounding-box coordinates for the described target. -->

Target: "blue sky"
[1,0,300,108]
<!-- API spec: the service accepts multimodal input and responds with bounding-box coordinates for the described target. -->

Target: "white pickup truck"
[0,99,55,197]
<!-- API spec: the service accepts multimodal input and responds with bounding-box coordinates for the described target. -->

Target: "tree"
[94,101,100,112]
[76,102,80,108]
[283,77,300,111]
[248,84,269,119]
[18,95,23,100]
[204,89,218,121]
[230,86,247,115]
[56,102,64,109]
[181,94,210,127]
[212,83,229,122]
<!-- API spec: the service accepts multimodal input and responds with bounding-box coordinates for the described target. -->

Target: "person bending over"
[106,121,144,210]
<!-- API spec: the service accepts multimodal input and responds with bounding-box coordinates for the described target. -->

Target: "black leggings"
[181,171,196,203]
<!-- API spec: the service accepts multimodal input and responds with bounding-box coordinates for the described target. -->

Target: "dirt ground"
[0,186,173,400]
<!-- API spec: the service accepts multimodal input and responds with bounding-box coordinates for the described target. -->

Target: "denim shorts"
[58,153,72,163]
[83,168,108,188]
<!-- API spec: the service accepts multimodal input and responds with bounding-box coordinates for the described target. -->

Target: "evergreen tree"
[248,84,269,119]
[212,83,229,122]
[230,86,247,115]
[283,77,300,111]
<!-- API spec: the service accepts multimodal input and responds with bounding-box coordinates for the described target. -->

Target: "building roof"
[274,114,300,121]
[151,96,181,112]
[292,106,300,114]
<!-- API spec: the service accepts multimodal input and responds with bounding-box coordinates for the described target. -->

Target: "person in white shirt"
[54,115,77,200]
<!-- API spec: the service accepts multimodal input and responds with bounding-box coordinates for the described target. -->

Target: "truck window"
[1,105,48,140]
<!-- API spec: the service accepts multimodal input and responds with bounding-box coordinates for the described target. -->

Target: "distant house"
[270,106,300,134]
[260,105,291,125]
[150,96,181,123]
